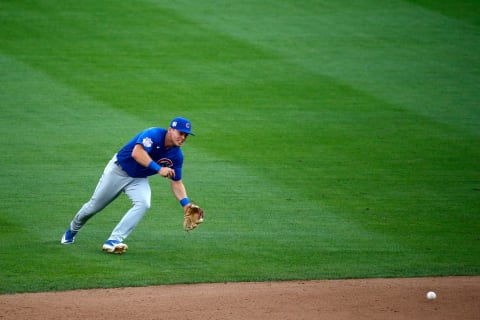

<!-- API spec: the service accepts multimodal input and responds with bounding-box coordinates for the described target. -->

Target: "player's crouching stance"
[61,117,196,254]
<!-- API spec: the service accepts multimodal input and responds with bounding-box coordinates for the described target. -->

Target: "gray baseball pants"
[69,155,151,242]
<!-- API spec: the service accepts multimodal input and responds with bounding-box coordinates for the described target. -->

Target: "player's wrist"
[148,160,161,172]
[180,197,190,207]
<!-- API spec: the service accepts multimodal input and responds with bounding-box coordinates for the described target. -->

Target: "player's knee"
[135,198,151,211]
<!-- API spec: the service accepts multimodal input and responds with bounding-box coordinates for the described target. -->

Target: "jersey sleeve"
[172,167,182,181]
[135,128,157,153]
[171,150,184,181]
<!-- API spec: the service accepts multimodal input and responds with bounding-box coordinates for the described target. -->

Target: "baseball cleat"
[61,229,77,244]
[102,240,128,254]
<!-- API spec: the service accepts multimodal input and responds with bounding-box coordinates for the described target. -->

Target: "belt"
[114,160,124,170]
[113,160,129,176]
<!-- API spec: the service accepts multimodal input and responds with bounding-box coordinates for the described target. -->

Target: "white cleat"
[102,240,128,254]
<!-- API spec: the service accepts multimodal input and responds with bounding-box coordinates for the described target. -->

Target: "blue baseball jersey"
[116,127,184,180]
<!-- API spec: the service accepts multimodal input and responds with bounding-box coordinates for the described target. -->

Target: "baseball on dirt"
[426,291,437,300]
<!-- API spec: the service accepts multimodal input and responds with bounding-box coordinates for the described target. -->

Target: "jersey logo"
[142,137,153,148]
[157,158,173,168]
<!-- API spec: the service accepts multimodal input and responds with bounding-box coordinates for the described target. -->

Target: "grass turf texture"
[0,0,479,293]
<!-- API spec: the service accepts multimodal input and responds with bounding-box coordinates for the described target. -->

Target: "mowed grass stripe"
[0,0,276,114]
[157,0,480,135]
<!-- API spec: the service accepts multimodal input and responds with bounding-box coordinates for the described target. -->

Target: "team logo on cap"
[172,121,177,128]
[186,122,190,129]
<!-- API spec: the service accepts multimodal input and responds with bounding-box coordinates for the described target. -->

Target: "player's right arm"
[131,144,174,178]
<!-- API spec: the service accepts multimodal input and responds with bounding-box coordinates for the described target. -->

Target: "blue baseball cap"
[170,117,195,136]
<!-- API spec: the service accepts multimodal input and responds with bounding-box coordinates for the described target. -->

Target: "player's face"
[170,129,189,147]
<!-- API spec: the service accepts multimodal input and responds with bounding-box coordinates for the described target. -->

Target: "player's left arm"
[170,179,190,213]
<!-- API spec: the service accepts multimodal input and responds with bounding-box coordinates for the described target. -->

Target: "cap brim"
[179,129,195,136]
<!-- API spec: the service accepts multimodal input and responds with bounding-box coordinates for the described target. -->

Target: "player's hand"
[183,203,192,215]
[159,167,175,179]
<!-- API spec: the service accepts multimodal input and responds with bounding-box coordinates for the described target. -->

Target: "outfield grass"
[1,0,479,294]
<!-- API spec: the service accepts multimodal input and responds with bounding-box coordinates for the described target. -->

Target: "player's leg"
[106,177,151,244]
[102,177,151,253]
[62,157,132,244]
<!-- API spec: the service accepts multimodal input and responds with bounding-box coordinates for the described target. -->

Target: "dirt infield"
[1,276,479,319]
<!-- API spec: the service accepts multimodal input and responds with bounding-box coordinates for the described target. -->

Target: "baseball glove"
[183,204,204,231]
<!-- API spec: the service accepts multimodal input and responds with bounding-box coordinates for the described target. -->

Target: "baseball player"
[61,117,195,254]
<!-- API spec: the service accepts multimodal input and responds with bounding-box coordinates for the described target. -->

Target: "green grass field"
[1,0,479,294]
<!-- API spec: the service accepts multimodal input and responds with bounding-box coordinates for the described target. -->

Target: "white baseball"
[426,291,436,300]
